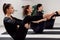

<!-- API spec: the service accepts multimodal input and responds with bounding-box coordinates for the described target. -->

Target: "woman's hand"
[24,23,30,29]
[17,25,20,28]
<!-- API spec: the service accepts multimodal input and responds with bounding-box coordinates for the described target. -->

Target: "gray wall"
[0,0,60,26]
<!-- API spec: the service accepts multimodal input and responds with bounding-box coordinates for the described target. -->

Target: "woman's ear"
[6,9,8,12]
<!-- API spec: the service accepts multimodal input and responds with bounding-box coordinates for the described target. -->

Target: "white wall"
[0,0,60,26]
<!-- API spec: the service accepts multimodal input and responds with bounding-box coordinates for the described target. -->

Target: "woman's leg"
[16,24,28,40]
[31,21,45,34]
[45,19,55,29]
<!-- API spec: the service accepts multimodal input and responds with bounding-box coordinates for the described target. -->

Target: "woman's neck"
[27,12,31,16]
[5,13,13,19]
[38,10,42,12]
[5,13,11,18]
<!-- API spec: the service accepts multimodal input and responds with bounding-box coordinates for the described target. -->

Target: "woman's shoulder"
[4,17,10,21]
[4,17,12,23]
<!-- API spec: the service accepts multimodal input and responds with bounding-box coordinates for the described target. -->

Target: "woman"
[3,3,29,40]
[31,4,47,33]
[31,4,55,30]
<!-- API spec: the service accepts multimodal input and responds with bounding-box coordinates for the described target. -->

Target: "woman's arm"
[12,17,22,25]
[23,16,43,24]
[32,18,47,23]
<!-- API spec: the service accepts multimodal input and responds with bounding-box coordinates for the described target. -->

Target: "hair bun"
[4,3,6,5]
[3,3,7,8]
[3,3,7,6]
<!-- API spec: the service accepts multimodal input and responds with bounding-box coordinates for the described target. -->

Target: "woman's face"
[27,6,33,13]
[38,6,43,11]
[7,5,14,14]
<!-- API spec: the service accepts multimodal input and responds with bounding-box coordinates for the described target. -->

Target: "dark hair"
[3,3,11,15]
[36,4,42,10]
[23,5,30,16]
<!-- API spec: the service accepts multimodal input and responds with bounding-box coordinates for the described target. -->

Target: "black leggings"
[31,21,45,33]
[45,11,60,29]
[7,26,28,40]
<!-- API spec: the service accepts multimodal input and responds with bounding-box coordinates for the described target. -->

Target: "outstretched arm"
[32,18,47,23]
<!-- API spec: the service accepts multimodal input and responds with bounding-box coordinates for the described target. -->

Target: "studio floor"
[0,23,60,40]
